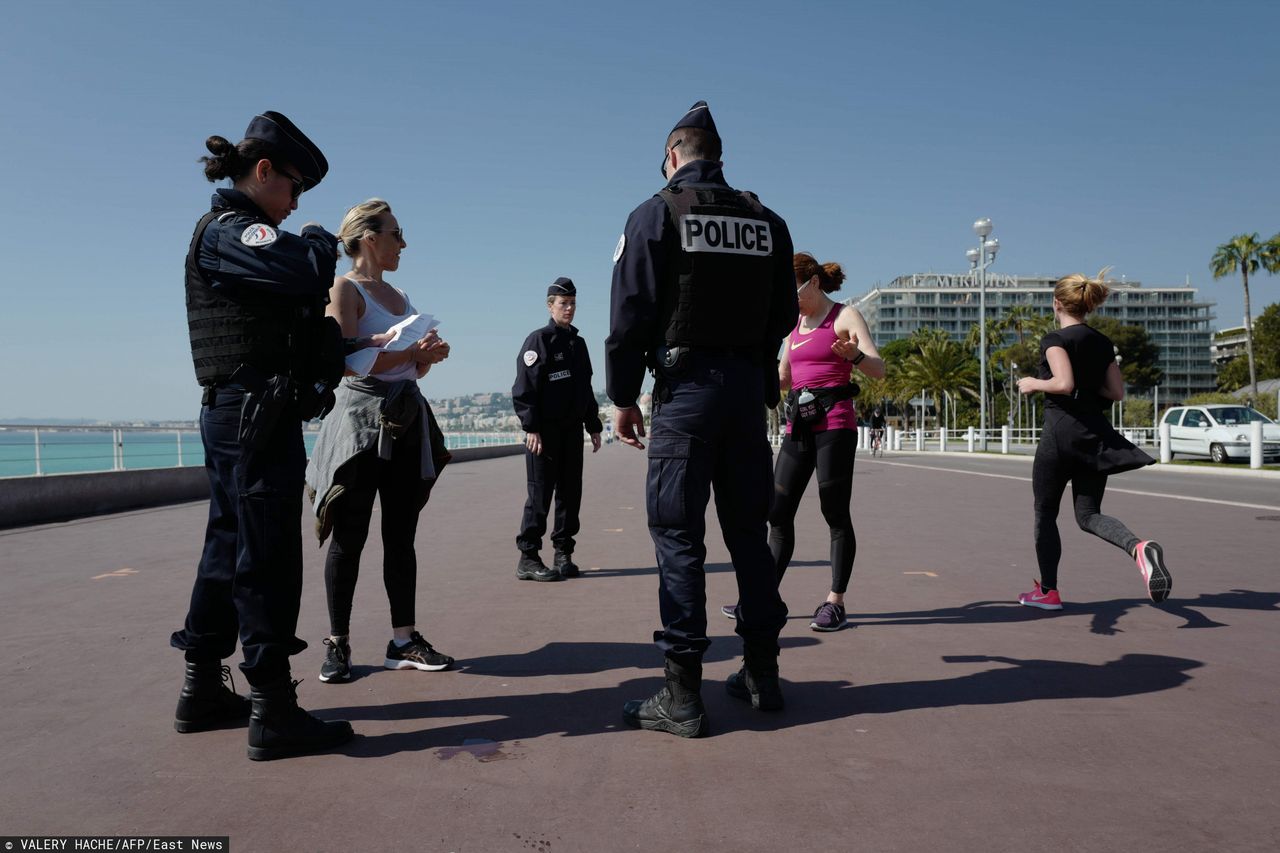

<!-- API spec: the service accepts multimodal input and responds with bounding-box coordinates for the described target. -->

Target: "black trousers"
[1033,413,1141,590]
[170,388,307,686]
[324,423,433,637]
[516,421,585,555]
[646,354,788,663]
[769,427,858,594]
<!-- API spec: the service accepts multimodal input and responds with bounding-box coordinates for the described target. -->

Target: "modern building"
[1211,323,1249,367]
[851,273,1216,400]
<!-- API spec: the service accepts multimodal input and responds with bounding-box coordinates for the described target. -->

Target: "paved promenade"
[1,447,1278,852]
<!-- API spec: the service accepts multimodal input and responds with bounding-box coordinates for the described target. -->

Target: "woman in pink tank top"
[721,253,884,632]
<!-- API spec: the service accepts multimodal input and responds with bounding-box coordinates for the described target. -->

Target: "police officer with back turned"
[607,101,797,737]
[171,111,357,761]
[513,277,604,582]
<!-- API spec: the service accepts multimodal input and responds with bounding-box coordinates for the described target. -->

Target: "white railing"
[0,424,524,478]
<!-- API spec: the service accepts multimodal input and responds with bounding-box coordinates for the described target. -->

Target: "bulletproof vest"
[656,185,777,349]
[184,210,320,386]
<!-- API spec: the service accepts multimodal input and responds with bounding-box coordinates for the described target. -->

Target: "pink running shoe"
[1135,541,1172,603]
[1018,581,1063,610]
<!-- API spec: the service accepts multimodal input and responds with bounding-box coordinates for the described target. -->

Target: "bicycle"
[869,427,884,457]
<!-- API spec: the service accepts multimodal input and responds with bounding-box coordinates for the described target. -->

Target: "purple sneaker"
[809,601,846,632]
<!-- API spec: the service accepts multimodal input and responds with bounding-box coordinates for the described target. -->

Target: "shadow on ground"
[846,589,1280,635]
[322,651,1202,756]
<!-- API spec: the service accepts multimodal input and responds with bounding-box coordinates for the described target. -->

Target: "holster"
[233,365,292,452]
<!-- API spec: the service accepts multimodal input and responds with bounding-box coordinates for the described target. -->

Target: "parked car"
[1161,405,1280,463]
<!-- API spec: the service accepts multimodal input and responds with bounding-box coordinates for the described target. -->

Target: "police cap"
[243,111,329,191]
[670,100,720,139]
[547,277,576,298]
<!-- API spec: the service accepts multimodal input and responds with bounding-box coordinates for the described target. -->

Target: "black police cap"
[670,100,719,139]
[243,111,329,191]
[547,277,576,297]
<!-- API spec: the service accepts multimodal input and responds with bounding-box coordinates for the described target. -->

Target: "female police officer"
[170,111,354,760]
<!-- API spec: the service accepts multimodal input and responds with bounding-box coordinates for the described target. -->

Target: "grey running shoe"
[384,632,454,672]
[1135,541,1172,603]
[720,604,738,620]
[318,637,351,683]
[809,601,846,632]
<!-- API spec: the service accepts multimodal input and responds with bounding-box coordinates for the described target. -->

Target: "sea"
[0,428,521,478]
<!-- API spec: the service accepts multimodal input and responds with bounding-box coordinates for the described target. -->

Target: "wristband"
[850,350,866,365]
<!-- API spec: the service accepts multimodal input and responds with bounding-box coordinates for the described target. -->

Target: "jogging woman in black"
[1015,270,1171,610]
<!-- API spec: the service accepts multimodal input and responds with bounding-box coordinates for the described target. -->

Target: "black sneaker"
[318,637,351,684]
[384,631,454,672]
[516,552,561,582]
[554,551,580,578]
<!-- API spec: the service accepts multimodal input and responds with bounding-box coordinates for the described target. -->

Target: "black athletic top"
[1039,324,1116,416]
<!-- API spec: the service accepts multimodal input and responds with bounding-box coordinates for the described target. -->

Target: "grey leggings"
[1032,422,1140,591]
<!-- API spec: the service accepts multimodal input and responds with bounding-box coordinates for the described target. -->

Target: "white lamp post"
[968,218,999,451]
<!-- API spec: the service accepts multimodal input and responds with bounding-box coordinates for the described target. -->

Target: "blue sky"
[1,0,1277,420]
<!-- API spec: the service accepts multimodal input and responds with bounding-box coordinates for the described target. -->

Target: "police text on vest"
[678,215,771,256]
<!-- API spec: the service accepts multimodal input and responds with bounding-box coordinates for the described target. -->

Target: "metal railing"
[0,424,524,478]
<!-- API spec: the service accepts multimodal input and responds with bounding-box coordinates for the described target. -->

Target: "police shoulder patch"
[241,223,278,247]
[523,350,538,367]
[613,233,626,263]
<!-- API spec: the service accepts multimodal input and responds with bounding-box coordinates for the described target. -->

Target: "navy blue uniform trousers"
[170,387,308,685]
[647,354,788,663]
[517,421,585,555]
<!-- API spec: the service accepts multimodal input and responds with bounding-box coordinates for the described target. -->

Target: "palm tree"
[1211,234,1280,403]
[900,339,979,428]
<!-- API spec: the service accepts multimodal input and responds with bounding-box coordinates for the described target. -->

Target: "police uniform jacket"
[186,188,339,386]
[512,320,604,435]
[604,160,797,407]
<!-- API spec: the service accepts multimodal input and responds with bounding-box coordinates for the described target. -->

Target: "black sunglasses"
[376,227,405,242]
[273,164,305,199]
[661,138,683,178]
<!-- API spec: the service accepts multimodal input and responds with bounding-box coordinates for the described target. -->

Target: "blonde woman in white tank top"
[314,199,454,684]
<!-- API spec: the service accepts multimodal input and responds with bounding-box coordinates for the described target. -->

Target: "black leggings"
[324,427,433,637]
[1032,429,1141,591]
[769,427,857,594]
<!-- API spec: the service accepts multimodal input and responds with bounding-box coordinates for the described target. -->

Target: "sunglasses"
[376,227,405,242]
[273,165,305,199]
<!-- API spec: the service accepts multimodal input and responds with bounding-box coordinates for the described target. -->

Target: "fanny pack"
[785,382,860,426]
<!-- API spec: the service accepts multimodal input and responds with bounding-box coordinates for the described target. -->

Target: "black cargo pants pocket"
[646,436,692,528]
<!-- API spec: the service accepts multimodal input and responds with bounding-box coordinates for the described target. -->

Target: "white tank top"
[344,273,419,382]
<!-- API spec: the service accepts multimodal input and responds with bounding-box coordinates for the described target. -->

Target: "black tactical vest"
[656,185,777,349]
[184,210,317,386]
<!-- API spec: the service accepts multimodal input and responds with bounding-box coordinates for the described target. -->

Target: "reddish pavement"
[0,446,1277,852]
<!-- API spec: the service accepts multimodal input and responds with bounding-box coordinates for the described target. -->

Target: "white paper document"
[382,313,440,351]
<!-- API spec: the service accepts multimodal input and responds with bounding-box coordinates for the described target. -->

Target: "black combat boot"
[553,550,580,578]
[622,657,708,738]
[246,678,355,761]
[726,641,784,711]
[174,660,251,733]
[516,551,561,582]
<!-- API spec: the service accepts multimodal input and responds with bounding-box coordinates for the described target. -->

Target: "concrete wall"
[0,444,524,529]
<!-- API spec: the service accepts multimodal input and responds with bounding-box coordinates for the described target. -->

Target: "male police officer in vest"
[513,277,604,581]
[172,111,358,760]
[607,101,797,737]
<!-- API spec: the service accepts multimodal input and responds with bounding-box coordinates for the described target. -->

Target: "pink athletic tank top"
[786,304,858,434]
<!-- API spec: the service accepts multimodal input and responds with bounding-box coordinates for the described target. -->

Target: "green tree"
[900,338,979,428]
[1091,316,1164,392]
[1217,302,1280,394]
[1211,234,1280,404]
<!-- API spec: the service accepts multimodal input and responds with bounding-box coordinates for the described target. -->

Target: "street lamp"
[968,218,999,450]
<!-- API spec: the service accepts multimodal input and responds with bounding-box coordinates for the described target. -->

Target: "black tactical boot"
[726,642,784,711]
[174,660,251,733]
[246,678,355,761]
[553,551,580,578]
[516,551,561,582]
[622,658,708,738]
